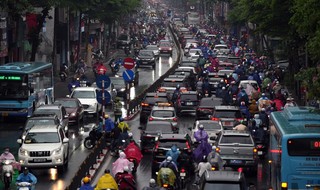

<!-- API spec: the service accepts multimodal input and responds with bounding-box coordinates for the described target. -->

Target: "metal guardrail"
[126,23,182,116]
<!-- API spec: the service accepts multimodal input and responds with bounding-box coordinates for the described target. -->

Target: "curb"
[88,148,109,179]
[124,109,140,121]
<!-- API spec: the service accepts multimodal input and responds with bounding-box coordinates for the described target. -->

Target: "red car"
[159,40,173,56]
[54,98,84,126]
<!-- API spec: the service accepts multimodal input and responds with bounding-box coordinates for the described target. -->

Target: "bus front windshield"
[0,74,28,100]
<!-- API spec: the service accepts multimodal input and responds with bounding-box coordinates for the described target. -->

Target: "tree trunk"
[30,7,50,61]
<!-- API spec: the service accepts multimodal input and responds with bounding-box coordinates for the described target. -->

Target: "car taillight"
[163,184,169,188]
[186,141,191,149]
[149,117,154,121]
[215,147,220,153]
[211,117,219,121]
[141,102,149,106]
[211,167,216,171]
[237,167,243,173]
[236,118,243,121]
[173,117,178,122]
[257,144,263,149]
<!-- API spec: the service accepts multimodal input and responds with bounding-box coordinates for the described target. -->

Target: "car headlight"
[19,108,28,113]
[52,147,62,155]
[151,57,155,60]
[20,148,28,156]
[64,126,68,132]
[120,88,125,92]
[169,48,172,50]
[70,112,76,116]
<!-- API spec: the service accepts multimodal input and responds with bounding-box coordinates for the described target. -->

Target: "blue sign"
[96,90,111,105]
[96,75,110,89]
[122,69,135,82]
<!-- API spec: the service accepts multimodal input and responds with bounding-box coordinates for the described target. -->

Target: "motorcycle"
[91,49,104,60]
[59,64,68,82]
[109,59,120,75]
[124,46,131,56]
[2,160,14,189]
[179,167,187,189]
[16,182,33,190]
[127,157,138,174]
[84,126,103,149]
[113,139,129,157]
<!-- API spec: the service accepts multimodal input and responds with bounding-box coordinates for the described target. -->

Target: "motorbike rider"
[114,97,123,123]
[16,167,37,190]
[159,156,178,175]
[207,146,225,170]
[68,77,80,94]
[249,99,259,116]
[216,79,226,98]
[257,93,270,111]
[142,179,161,190]
[96,62,107,76]
[157,166,177,189]
[202,78,211,97]
[0,147,20,171]
[95,169,118,190]
[124,139,143,167]
[194,124,209,143]
[284,97,296,108]
[80,177,94,190]
[102,114,114,144]
[171,85,181,102]
[259,108,270,129]
[116,166,136,190]
[165,145,180,166]
[196,156,211,182]
[112,152,133,176]
[239,101,250,121]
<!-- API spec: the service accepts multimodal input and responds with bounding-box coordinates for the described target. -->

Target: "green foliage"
[295,67,320,99]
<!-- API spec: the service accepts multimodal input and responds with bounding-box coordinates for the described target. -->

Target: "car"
[158,40,173,56]
[187,48,203,58]
[196,97,217,120]
[69,87,102,117]
[214,44,229,55]
[117,34,131,49]
[152,133,193,176]
[218,62,235,71]
[184,40,198,55]
[214,130,257,171]
[179,59,198,69]
[135,49,156,69]
[190,120,223,145]
[173,67,197,90]
[140,92,171,124]
[158,75,189,98]
[175,91,200,114]
[211,106,243,130]
[17,124,69,174]
[32,104,69,134]
[140,121,178,153]
[146,44,160,59]
[110,76,127,100]
[227,56,241,65]
[217,69,235,77]
[54,98,84,125]
[207,73,223,94]
[194,170,247,190]
[21,115,61,140]
[148,105,178,126]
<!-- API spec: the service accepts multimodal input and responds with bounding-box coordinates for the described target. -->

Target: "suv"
[175,91,200,115]
[211,106,243,130]
[135,49,156,69]
[140,92,171,124]
[32,104,69,134]
[196,170,247,190]
[117,34,131,49]
[17,125,69,173]
[214,130,257,171]
[152,133,193,176]
[196,97,217,120]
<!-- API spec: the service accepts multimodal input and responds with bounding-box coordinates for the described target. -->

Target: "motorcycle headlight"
[20,148,28,156]
[52,147,62,155]
[70,112,76,116]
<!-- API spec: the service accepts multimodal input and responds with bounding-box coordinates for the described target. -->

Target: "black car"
[110,76,127,99]
[175,91,200,115]
[173,67,197,90]
[195,97,217,120]
[207,73,223,94]
[152,133,193,176]
[135,50,156,69]
[116,34,131,49]
[140,92,171,124]
[140,121,178,153]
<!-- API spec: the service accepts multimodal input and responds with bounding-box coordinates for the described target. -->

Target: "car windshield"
[152,110,175,117]
[159,139,187,149]
[33,109,61,119]
[25,119,57,130]
[199,98,215,107]
[72,90,95,98]
[24,132,60,144]
[199,122,221,130]
[139,51,153,56]
[203,182,241,190]
[220,135,253,144]
[214,110,242,118]
[160,42,171,47]
[180,94,198,101]
[55,100,77,108]
[145,123,173,133]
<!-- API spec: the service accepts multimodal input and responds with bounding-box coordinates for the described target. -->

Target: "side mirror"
[17,139,22,144]
[63,138,69,143]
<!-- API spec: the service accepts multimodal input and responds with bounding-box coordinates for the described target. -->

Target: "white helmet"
[199,124,204,130]
[166,156,172,162]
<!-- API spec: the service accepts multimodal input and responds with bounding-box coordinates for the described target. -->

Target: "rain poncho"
[80,183,94,190]
[16,172,37,186]
[112,152,133,175]
[157,167,176,187]
[207,151,225,170]
[193,141,212,163]
[197,161,211,177]
[124,142,143,165]
[194,129,209,142]
[95,173,118,190]
[165,145,180,165]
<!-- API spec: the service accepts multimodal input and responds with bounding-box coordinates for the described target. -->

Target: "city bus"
[0,62,54,118]
[269,106,320,190]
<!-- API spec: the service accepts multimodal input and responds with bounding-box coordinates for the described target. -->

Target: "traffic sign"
[123,57,135,70]
[122,69,135,82]
[96,74,110,89]
[96,90,111,105]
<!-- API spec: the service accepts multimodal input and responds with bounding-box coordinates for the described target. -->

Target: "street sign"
[122,69,135,82]
[123,57,135,70]
[96,90,111,105]
[96,74,110,89]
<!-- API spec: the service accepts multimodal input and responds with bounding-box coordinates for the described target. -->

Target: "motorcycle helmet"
[82,177,90,183]
[176,84,180,89]
[123,166,129,172]
[104,114,109,119]
[128,132,133,138]
[149,178,156,186]
[166,156,172,162]
[199,124,204,130]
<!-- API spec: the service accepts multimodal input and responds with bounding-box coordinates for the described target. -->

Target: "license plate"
[33,158,46,162]
[258,151,263,155]
[186,102,193,105]
[180,173,186,177]
[230,160,243,164]
[2,112,8,117]
[223,121,231,126]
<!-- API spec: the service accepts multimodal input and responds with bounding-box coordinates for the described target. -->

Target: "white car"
[214,44,230,55]
[146,44,160,58]
[187,48,203,58]
[191,120,224,145]
[70,87,102,116]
